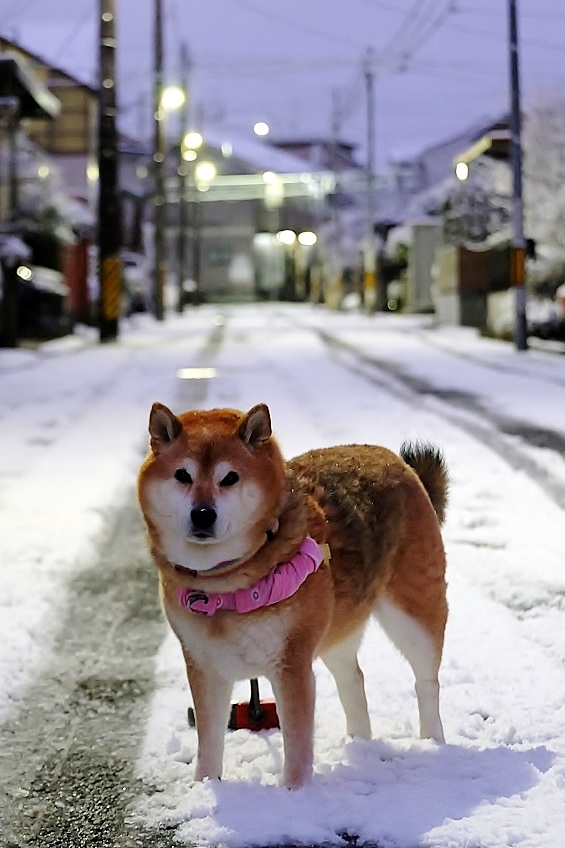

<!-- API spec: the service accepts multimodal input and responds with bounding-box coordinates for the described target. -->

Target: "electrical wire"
[333,66,365,126]
[381,0,432,60]
[401,1,456,58]
[444,19,565,53]
[380,0,455,68]
[221,0,363,49]
[194,57,357,75]
[49,1,93,67]
[456,3,565,19]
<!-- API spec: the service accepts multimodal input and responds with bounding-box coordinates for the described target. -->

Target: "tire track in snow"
[314,328,565,511]
[0,496,178,848]
[0,321,228,848]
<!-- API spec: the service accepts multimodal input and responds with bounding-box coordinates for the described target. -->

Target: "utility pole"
[363,47,377,312]
[97,0,121,342]
[508,0,528,350]
[8,100,19,218]
[153,0,166,320]
[176,42,190,313]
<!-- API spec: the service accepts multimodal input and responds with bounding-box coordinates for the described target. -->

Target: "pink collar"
[177,537,328,616]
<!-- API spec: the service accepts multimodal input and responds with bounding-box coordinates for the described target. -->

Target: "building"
[0,36,98,204]
[159,129,339,302]
[378,115,510,226]
[0,36,148,208]
[270,137,361,173]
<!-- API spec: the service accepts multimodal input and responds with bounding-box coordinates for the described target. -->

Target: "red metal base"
[228,698,280,731]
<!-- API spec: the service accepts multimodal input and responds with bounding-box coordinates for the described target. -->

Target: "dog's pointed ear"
[238,403,272,449]
[148,403,183,454]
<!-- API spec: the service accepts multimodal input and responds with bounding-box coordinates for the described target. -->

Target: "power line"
[457,3,565,19]
[402,1,456,58]
[443,19,565,52]
[221,0,363,49]
[380,0,455,68]
[50,1,93,66]
[196,57,358,75]
[381,0,433,59]
[333,65,365,126]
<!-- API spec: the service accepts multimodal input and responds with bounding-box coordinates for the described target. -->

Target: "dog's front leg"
[184,653,233,781]
[271,659,316,789]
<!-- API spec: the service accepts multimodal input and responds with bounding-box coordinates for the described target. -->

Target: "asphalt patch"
[0,495,182,848]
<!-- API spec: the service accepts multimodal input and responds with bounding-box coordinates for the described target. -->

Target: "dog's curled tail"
[400,441,449,525]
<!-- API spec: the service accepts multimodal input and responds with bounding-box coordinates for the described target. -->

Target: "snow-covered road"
[1,304,565,847]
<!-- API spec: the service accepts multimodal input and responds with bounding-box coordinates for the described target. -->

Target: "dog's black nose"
[191,505,217,532]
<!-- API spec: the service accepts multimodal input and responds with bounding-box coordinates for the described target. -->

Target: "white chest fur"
[166,602,292,682]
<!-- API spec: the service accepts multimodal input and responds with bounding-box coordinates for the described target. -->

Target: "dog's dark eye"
[174,468,193,485]
[220,471,239,487]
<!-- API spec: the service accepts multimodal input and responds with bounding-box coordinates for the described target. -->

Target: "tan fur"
[137,402,448,788]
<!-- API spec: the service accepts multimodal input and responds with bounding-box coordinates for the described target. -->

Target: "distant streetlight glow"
[182,149,197,162]
[183,130,203,150]
[298,231,317,246]
[455,161,469,181]
[254,121,270,137]
[195,161,217,184]
[16,265,32,281]
[276,229,296,245]
[161,85,186,111]
[177,367,216,380]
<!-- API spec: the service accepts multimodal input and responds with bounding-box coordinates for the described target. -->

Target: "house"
[378,115,510,225]
[372,116,513,316]
[270,137,361,173]
[0,36,98,205]
[158,128,339,302]
[0,36,148,208]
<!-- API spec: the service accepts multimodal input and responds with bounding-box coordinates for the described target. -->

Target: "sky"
[1,0,565,168]
[1,303,565,846]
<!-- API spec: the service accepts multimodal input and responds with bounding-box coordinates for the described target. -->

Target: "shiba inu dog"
[137,402,449,788]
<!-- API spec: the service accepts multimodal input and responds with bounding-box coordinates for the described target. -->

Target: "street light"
[195,160,217,186]
[178,131,206,307]
[183,130,203,152]
[253,121,270,137]
[153,72,187,320]
[455,161,469,181]
[161,85,186,112]
[276,229,296,245]
[192,159,217,298]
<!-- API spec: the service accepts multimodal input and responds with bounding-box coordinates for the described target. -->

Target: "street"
[1,304,565,847]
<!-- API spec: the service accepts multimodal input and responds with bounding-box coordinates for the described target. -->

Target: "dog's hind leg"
[320,627,371,739]
[373,598,445,743]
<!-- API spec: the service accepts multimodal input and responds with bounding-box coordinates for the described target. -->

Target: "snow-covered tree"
[523,93,565,252]
[441,158,511,246]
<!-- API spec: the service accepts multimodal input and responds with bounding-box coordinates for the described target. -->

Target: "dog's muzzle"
[190,505,217,539]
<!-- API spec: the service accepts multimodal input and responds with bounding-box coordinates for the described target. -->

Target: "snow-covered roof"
[388,114,506,166]
[201,128,317,175]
